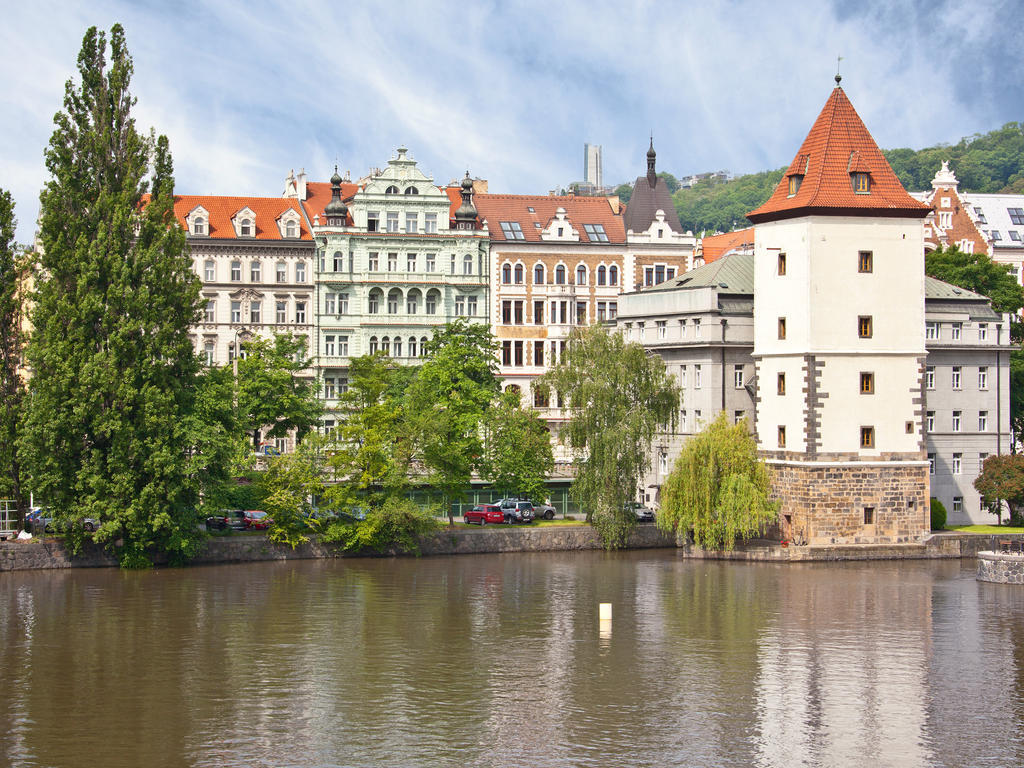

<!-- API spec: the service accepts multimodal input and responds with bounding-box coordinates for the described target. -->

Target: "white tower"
[747,77,932,545]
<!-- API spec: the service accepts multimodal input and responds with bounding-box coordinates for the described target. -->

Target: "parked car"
[533,502,557,520]
[28,508,100,534]
[464,504,504,525]
[205,509,246,531]
[498,500,535,524]
[626,502,655,523]
[243,510,272,530]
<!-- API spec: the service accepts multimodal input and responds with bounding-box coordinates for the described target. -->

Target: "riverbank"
[2,526,1023,572]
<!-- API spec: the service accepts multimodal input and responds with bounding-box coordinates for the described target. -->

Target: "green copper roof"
[648,252,755,295]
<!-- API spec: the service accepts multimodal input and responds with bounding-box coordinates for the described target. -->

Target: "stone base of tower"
[769,459,929,545]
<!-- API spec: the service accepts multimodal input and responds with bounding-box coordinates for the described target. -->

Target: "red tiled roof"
[748,86,930,223]
[300,181,361,226]
[172,195,313,240]
[474,194,625,244]
[700,228,754,264]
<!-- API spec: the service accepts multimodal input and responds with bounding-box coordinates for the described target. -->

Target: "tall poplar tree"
[0,189,28,522]
[22,25,203,566]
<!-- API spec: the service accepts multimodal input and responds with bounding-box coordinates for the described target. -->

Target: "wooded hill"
[668,121,1024,235]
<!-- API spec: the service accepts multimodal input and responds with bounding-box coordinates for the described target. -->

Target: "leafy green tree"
[320,496,442,555]
[0,189,28,523]
[613,183,633,203]
[539,324,680,548]
[974,454,1024,525]
[658,412,777,550]
[405,319,499,520]
[325,353,418,507]
[236,334,323,450]
[924,246,1024,314]
[21,25,203,566]
[479,389,554,502]
[672,168,784,234]
[259,432,329,547]
[657,171,680,194]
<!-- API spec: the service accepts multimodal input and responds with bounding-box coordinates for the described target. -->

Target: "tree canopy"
[672,168,784,235]
[924,246,1024,315]
[539,324,680,548]
[479,388,554,503]
[658,412,777,550]
[21,25,204,566]
[974,454,1024,525]
[0,188,27,520]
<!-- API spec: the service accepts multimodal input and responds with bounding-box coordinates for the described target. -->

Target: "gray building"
[615,253,1012,525]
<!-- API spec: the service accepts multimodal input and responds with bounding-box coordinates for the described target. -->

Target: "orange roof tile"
[474,194,625,244]
[700,228,754,263]
[300,181,361,226]
[748,86,930,223]
[172,195,313,240]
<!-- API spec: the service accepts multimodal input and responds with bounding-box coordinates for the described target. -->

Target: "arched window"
[555,265,566,285]
[240,218,252,236]
[368,289,382,314]
[250,261,261,282]
[408,337,417,357]
[387,288,401,314]
[193,217,205,235]
[502,263,512,284]
[534,264,545,285]
[393,338,403,357]
[407,288,421,315]
[369,336,379,354]
[464,254,473,275]
[385,185,400,194]
[426,289,439,315]
[405,186,419,195]
[608,265,618,286]
[420,336,429,356]
[576,264,587,285]
[514,264,524,284]
[381,336,390,355]
[597,265,606,286]
[285,220,297,238]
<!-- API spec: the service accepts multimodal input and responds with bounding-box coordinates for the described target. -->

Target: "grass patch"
[945,525,1024,534]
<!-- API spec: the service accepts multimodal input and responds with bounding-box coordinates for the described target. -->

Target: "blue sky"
[2,0,1021,243]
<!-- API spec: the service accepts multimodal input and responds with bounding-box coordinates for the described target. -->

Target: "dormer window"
[852,172,870,193]
[385,185,400,195]
[500,221,525,240]
[787,175,802,197]
[188,206,209,236]
[286,221,297,238]
[193,216,206,235]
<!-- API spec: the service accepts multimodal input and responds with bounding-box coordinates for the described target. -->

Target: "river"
[1,551,1022,767]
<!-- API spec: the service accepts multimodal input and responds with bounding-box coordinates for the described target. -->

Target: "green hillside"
[670,122,1024,234]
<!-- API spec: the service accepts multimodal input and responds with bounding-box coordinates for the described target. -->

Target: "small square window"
[852,172,870,193]
[860,372,874,394]
[905,421,914,434]
[953,496,963,514]
[858,316,873,338]
[858,251,873,273]
[778,317,786,340]
[860,426,875,448]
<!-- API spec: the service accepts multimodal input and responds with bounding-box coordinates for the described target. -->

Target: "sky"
[1,0,1022,244]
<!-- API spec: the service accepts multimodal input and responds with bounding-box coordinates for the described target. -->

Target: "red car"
[464,504,503,525]
[243,510,272,530]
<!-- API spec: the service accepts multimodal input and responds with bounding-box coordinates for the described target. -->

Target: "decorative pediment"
[540,208,579,241]
[277,208,302,239]
[187,205,210,236]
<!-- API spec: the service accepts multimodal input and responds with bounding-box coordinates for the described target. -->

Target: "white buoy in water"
[599,603,612,620]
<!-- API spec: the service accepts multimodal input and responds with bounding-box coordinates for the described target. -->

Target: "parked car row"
[204,509,273,531]
[463,498,558,526]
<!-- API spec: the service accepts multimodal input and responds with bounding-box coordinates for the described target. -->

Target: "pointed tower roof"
[748,84,929,223]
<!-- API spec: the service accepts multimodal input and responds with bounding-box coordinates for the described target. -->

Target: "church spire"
[646,137,657,186]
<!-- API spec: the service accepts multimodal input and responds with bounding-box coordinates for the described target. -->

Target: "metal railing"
[0,499,17,540]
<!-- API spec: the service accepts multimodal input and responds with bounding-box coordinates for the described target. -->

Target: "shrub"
[321,498,442,555]
[930,497,947,530]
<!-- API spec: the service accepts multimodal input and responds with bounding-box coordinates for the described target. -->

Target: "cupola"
[454,171,478,230]
[323,166,348,226]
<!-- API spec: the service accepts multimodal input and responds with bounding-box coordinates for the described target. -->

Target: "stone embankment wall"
[977,551,1024,584]
[0,524,675,572]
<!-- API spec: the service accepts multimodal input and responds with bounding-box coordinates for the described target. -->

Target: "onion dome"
[324,165,348,224]
[454,170,477,228]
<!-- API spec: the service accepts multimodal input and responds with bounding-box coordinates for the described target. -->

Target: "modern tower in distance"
[583,143,602,189]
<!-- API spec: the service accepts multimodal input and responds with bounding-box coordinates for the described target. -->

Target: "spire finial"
[835,55,843,86]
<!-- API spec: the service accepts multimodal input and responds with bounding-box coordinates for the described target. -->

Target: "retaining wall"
[977,551,1024,584]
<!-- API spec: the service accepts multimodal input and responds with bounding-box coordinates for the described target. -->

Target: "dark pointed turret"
[624,138,684,235]
[646,137,657,186]
[454,171,478,230]
[323,166,348,226]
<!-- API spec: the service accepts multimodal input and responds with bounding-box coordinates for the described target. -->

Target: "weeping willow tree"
[539,324,680,548]
[658,412,777,550]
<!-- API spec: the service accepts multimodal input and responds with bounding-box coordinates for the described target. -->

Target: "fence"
[0,499,17,540]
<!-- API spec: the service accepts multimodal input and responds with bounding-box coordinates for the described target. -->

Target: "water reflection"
[0,553,1021,767]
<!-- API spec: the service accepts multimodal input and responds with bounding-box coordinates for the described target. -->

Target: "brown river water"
[1,551,1022,767]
